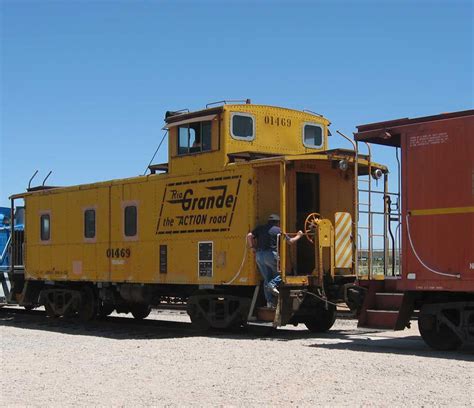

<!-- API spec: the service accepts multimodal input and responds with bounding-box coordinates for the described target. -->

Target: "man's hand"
[288,230,304,244]
[246,232,256,252]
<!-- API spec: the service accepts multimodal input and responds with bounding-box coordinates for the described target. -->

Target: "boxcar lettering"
[409,132,449,148]
[210,214,227,224]
[106,248,131,258]
[177,214,208,226]
[170,189,183,200]
[162,217,174,227]
[264,115,292,127]
[168,186,235,211]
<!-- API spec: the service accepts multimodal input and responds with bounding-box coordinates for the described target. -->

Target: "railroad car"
[0,207,12,304]
[8,101,385,331]
[0,206,24,305]
[352,109,474,350]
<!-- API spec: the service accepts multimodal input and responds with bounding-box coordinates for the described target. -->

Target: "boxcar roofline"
[354,109,474,147]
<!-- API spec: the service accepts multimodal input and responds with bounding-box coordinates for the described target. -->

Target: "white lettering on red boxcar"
[409,132,449,147]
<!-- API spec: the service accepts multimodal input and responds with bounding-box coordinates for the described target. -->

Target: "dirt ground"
[1,306,473,407]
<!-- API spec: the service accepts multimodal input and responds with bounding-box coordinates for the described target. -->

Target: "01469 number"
[264,115,292,127]
[106,248,131,258]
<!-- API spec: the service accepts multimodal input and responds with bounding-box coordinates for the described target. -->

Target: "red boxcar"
[353,110,474,350]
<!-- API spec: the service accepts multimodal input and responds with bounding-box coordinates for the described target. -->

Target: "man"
[247,214,303,308]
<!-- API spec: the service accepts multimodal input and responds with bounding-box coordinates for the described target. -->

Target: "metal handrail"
[358,189,400,196]
[0,234,11,264]
[206,99,251,108]
[336,131,358,276]
[276,233,281,274]
[359,210,390,216]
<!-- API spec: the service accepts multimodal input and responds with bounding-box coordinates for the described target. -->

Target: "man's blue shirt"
[252,223,281,251]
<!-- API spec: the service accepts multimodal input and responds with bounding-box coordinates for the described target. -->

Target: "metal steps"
[365,309,399,329]
[357,280,406,330]
[374,292,404,310]
[362,292,404,329]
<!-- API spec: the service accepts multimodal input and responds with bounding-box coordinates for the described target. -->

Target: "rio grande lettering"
[167,186,234,211]
[176,214,227,226]
[156,177,241,235]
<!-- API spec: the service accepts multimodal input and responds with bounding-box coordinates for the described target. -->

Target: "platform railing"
[356,143,401,279]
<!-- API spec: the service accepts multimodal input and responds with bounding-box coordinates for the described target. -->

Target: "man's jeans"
[255,249,282,304]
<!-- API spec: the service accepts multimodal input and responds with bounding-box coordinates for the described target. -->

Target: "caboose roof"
[164,104,328,125]
[354,109,474,147]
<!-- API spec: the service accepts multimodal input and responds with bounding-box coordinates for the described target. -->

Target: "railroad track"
[0,305,358,340]
[0,306,196,339]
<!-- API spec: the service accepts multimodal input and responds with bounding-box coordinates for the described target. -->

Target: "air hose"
[405,213,460,279]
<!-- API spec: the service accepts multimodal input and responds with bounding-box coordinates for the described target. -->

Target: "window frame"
[302,122,324,149]
[122,201,139,240]
[230,112,256,141]
[176,121,213,156]
[83,207,97,242]
[39,211,51,243]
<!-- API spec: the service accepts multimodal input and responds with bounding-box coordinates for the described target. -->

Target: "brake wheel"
[304,212,321,243]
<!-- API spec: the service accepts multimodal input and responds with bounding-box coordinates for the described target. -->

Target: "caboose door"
[295,172,320,275]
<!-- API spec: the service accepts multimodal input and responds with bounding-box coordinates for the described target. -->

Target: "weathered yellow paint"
[17,103,382,289]
[168,105,330,176]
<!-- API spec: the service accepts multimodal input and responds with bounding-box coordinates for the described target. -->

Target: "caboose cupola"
[163,101,331,175]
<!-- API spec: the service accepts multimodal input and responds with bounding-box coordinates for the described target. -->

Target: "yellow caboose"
[9,101,385,330]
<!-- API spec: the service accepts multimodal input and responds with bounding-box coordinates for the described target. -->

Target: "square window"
[231,114,254,140]
[177,121,212,155]
[303,124,323,148]
[124,206,137,237]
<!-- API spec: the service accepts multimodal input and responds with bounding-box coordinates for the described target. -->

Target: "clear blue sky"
[1,0,473,211]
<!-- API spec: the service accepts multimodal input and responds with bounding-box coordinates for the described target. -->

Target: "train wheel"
[187,290,212,331]
[44,302,60,318]
[418,309,462,351]
[98,303,115,318]
[78,286,97,322]
[130,304,151,320]
[304,303,336,333]
[188,307,211,331]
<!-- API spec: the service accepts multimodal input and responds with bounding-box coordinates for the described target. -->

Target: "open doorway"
[295,172,320,275]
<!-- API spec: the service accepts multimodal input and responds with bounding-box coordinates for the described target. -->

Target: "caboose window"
[303,123,323,148]
[177,121,212,155]
[40,214,50,241]
[231,113,255,140]
[84,209,96,239]
[124,206,137,237]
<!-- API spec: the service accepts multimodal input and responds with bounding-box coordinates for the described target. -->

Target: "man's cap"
[268,214,280,221]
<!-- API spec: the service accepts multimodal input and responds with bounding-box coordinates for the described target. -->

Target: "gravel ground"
[1,306,473,407]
